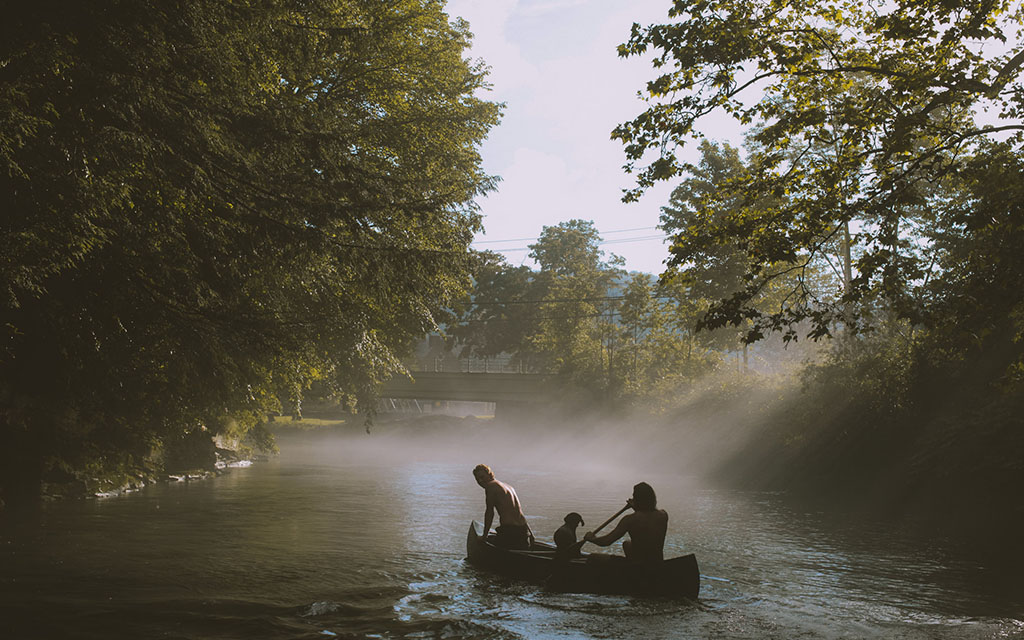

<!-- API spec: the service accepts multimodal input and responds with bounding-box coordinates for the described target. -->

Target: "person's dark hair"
[473,464,494,481]
[632,482,657,511]
[563,512,584,526]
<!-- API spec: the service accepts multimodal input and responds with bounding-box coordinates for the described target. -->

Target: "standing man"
[473,464,535,549]
[583,482,667,562]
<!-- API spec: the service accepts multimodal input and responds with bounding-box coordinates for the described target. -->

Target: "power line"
[472,226,662,246]
[475,233,669,252]
[600,234,668,245]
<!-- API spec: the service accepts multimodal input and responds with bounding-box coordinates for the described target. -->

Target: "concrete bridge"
[379,371,554,418]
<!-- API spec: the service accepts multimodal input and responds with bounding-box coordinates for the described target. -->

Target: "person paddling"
[473,464,535,550]
[583,482,667,562]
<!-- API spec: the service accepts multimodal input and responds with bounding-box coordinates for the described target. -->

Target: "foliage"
[163,427,218,473]
[702,145,1024,509]
[527,220,624,383]
[660,140,842,343]
[615,0,1024,340]
[611,273,722,408]
[660,141,751,301]
[454,222,724,409]
[452,251,539,363]
[917,142,1024,374]
[0,0,499,495]
[616,0,1024,511]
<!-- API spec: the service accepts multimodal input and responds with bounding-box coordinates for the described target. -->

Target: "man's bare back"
[484,479,528,528]
[473,464,534,548]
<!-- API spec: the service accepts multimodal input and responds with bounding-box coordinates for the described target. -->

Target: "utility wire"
[600,234,668,245]
[480,233,669,252]
[472,226,659,245]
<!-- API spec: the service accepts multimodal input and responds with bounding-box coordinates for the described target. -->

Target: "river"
[1,424,1021,639]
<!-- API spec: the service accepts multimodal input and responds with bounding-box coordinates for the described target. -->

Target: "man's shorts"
[493,524,530,549]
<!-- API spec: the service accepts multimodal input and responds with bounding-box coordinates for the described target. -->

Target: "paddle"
[569,502,631,554]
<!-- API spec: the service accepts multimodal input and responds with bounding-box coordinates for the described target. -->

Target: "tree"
[452,251,538,365]
[452,224,726,409]
[0,0,500,495]
[916,141,1024,375]
[661,140,841,348]
[660,141,750,301]
[612,272,719,403]
[614,0,1024,340]
[527,220,623,384]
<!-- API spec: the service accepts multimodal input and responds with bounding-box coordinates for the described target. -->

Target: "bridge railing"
[408,357,537,374]
[376,397,496,415]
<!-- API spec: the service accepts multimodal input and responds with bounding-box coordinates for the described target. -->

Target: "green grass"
[267,416,350,430]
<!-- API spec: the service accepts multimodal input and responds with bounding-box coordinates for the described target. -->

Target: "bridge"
[379,371,554,418]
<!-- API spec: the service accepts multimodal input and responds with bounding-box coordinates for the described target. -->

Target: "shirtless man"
[583,482,667,562]
[473,464,535,549]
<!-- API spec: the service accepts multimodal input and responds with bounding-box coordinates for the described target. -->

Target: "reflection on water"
[1,427,1021,639]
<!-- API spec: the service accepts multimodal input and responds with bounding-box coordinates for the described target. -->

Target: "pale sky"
[446,0,743,275]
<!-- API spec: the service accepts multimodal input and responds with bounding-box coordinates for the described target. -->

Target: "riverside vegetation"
[0,0,500,502]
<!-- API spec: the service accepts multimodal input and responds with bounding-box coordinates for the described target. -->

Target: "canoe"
[465,521,700,598]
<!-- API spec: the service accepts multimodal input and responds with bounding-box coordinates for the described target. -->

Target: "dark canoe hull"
[465,521,699,599]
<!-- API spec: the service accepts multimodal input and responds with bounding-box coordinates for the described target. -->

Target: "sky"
[446,0,744,275]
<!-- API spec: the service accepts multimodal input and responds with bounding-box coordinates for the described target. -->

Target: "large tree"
[0,0,499,494]
[614,0,1024,340]
[527,220,624,382]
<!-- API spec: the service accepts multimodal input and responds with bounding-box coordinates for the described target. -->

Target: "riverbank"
[0,407,489,508]
[32,446,271,503]
[660,371,1024,545]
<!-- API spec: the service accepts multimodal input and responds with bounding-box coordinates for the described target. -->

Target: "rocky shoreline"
[35,447,270,503]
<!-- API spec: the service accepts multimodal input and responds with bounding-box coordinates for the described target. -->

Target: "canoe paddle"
[570,502,631,554]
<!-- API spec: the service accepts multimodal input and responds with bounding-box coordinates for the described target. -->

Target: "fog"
[276,373,799,498]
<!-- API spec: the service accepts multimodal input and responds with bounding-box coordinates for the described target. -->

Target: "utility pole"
[841,220,852,293]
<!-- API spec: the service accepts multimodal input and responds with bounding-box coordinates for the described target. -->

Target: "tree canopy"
[0,0,500,493]
[614,0,1024,340]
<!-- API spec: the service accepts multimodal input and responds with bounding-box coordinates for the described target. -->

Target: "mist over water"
[1,423,1021,639]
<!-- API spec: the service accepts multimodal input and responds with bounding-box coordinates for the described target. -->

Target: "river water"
[1,425,1021,639]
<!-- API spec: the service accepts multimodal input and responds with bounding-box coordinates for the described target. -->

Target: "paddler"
[583,482,667,562]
